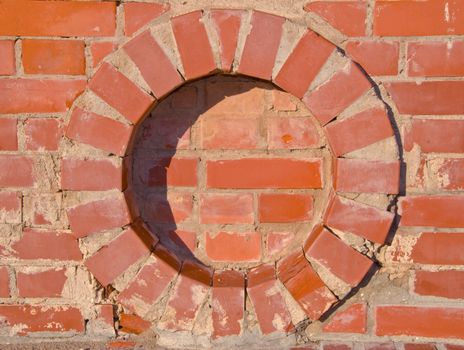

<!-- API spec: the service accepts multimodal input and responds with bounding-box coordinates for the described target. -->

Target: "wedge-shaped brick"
[211,10,243,71]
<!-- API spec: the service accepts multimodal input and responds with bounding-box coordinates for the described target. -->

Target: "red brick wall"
[0,1,463,348]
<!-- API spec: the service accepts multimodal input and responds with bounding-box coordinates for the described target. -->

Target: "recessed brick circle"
[62,9,400,341]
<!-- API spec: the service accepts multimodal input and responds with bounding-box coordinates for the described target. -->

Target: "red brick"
[96,304,114,329]
[0,305,84,335]
[268,117,320,149]
[323,303,367,334]
[207,158,322,189]
[259,193,313,223]
[107,341,137,349]
[376,306,464,339]
[90,42,117,68]
[335,158,400,194]
[66,108,132,156]
[124,2,169,36]
[435,159,464,190]
[374,0,464,36]
[404,119,464,153]
[17,268,66,298]
[12,229,81,261]
[0,118,17,150]
[145,192,193,224]
[0,79,85,114]
[304,1,366,37]
[346,41,399,76]
[119,313,151,335]
[323,344,353,350]
[24,118,61,151]
[124,31,183,98]
[169,230,196,252]
[404,344,436,350]
[200,193,254,224]
[400,195,464,228]
[211,10,242,71]
[201,116,259,149]
[22,39,85,75]
[445,345,464,350]
[0,40,15,75]
[205,231,261,262]
[67,196,131,238]
[0,1,115,37]
[325,107,393,156]
[247,264,294,334]
[212,270,245,338]
[267,231,295,256]
[275,30,334,98]
[61,158,122,191]
[413,270,464,299]
[410,232,464,265]
[305,228,373,287]
[0,156,34,188]
[89,63,154,124]
[325,195,394,244]
[0,192,21,224]
[272,90,297,111]
[408,41,464,77]
[85,227,155,287]
[303,62,371,125]
[278,252,336,320]
[385,81,464,115]
[171,11,216,79]
[238,11,285,79]
[0,267,9,297]
[364,344,396,350]
[118,250,180,314]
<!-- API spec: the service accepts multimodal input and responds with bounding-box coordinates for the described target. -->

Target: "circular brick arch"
[62,9,401,343]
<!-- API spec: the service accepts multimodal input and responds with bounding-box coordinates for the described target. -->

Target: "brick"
[0,79,85,114]
[22,39,85,75]
[346,41,399,76]
[0,267,9,297]
[445,345,464,350]
[85,227,155,287]
[272,90,297,111]
[364,344,396,350]
[66,108,132,156]
[171,11,216,79]
[169,230,196,252]
[67,196,131,238]
[376,306,464,339]
[12,229,81,261]
[385,81,464,115]
[404,344,436,350]
[24,193,61,227]
[124,2,169,36]
[435,159,464,190]
[205,231,261,262]
[335,158,400,194]
[259,193,313,223]
[0,40,15,75]
[275,30,334,98]
[124,31,183,98]
[96,304,114,330]
[24,118,61,151]
[304,1,366,37]
[171,86,197,109]
[0,1,115,37]
[0,192,21,224]
[89,63,154,124]
[17,268,66,298]
[400,195,464,228]
[212,270,245,338]
[238,11,285,79]
[303,62,371,125]
[0,305,84,335]
[0,118,17,151]
[325,107,393,156]
[200,193,254,224]
[0,156,34,188]
[119,313,151,335]
[268,117,320,149]
[160,260,211,331]
[211,10,242,71]
[404,119,464,153]
[207,158,322,189]
[374,0,464,36]
[90,42,117,67]
[61,158,122,191]
[413,270,464,299]
[325,195,394,244]
[145,192,193,224]
[410,232,464,265]
[323,303,367,334]
[12,229,82,261]
[323,344,353,350]
[305,228,373,287]
[267,231,295,256]
[200,116,259,149]
[247,264,293,334]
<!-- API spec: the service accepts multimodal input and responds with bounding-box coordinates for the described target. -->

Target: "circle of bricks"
[62,9,401,338]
